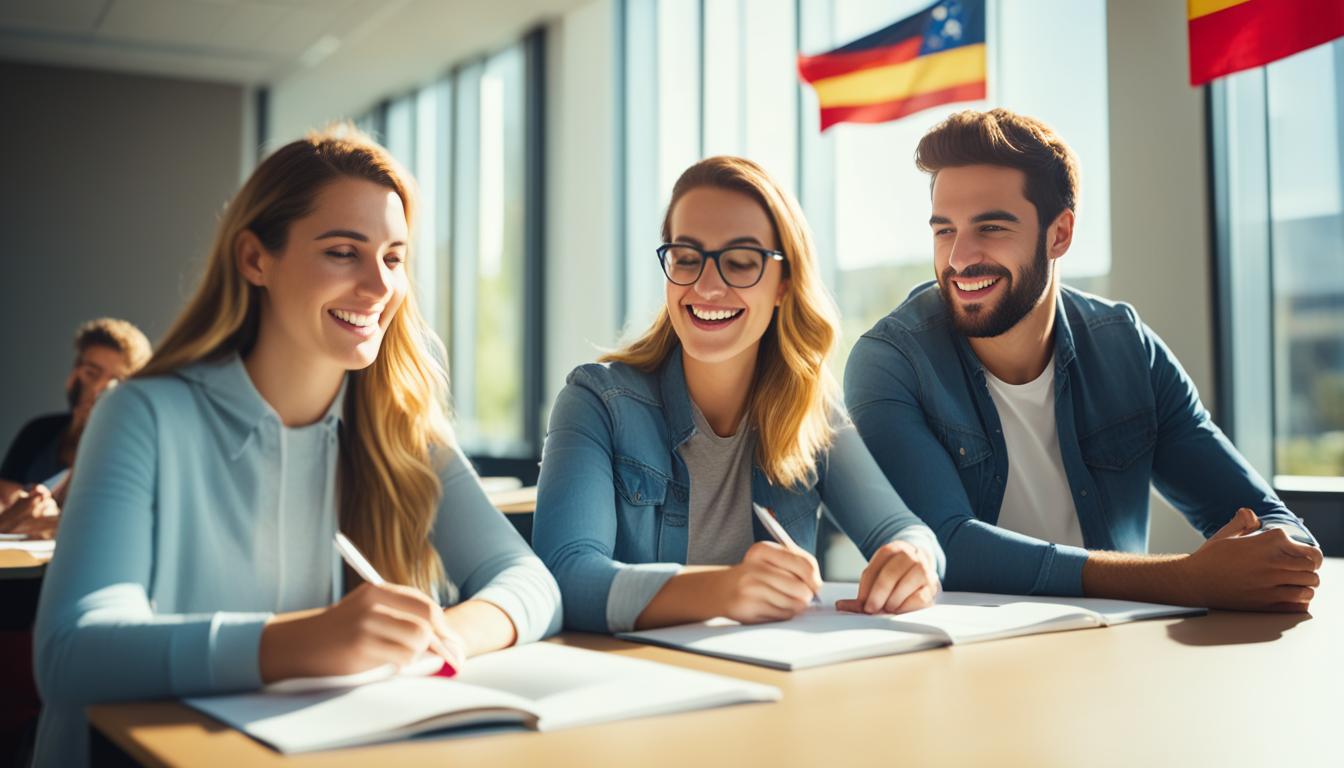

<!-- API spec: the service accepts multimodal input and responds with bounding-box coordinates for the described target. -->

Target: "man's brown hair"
[915,108,1080,230]
[74,318,152,372]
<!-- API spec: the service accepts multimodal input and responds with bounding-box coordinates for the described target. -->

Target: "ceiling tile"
[0,0,109,33]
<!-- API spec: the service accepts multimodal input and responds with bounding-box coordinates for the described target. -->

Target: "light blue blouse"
[32,354,561,767]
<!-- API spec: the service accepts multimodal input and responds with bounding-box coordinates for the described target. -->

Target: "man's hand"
[1179,508,1322,612]
[0,485,61,539]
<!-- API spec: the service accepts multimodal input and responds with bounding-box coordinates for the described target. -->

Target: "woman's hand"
[714,541,822,624]
[259,582,466,683]
[835,540,940,615]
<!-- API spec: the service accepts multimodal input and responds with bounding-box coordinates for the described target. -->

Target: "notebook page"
[455,643,781,730]
[620,608,947,670]
[0,539,56,554]
[262,654,444,694]
[936,591,1205,625]
[186,677,538,754]
[822,583,1101,643]
[877,602,1101,643]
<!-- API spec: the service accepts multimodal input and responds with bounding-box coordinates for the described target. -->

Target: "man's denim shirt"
[534,349,944,633]
[844,282,1314,596]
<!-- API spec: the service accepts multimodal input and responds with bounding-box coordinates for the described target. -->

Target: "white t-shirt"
[254,419,337,613]
[983,364,1084,547]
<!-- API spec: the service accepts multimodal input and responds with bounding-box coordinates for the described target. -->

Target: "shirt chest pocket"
[931,419,993,469]
[614,458,668,507]
[613,457,686,531]
[1078,411,1157,471]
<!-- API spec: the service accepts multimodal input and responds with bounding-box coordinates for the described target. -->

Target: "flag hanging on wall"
[797,0,986,132]
[1188,0,1344,85]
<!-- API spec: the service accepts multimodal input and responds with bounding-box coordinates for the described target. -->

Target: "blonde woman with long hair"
[533,156,943,633]
[33,128,560,767]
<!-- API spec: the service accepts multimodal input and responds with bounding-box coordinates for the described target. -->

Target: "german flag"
[798,0,986,131]
[1189,0,1344,85]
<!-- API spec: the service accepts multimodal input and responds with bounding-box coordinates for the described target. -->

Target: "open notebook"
[185,642,780,754]
[617,582,1206,671]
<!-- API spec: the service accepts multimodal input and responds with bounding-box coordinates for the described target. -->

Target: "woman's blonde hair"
[139,126,452,592]
[602,156,842,488]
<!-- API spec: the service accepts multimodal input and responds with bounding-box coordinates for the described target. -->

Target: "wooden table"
[486,485,537,515]
[0,547,51,631]
[86,559,1343,767]
[0,548,50,578]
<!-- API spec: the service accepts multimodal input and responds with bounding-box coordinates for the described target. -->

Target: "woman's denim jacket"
[534,350,943,632]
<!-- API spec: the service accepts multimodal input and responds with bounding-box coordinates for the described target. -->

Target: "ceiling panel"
[211,3,318,56]
[0,0,592,85]
[0,31,274,82]
[97,0,244,48]
[0,0,108,33]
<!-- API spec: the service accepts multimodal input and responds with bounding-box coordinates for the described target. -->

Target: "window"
[620,0,800,332]
[1213,40,1344,486]
[359,35,544,459]
[451,49,530,455]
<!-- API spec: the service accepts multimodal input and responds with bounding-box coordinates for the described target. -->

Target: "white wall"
[0,60,246,457]
[1106,0,1211,554]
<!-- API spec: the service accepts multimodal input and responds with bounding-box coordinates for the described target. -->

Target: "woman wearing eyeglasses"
[533,156,944,633]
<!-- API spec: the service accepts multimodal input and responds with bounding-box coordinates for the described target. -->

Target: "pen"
[334,532,385,586]
[751,503,822,606]
[333,532,456,676]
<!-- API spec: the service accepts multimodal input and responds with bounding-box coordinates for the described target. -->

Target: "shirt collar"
[177,352,347,458]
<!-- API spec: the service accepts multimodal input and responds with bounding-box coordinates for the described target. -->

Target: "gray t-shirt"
[681,402,756,565]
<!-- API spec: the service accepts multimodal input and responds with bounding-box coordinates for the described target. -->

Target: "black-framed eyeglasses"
[656,243,787,289]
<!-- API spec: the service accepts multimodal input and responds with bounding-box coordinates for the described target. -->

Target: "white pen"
[752,503,822,605]
[333,532,457,675]
[334,532,385,585]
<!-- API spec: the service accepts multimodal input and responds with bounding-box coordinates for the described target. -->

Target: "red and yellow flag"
[798,0,986,131]
[1189,0,1344,85]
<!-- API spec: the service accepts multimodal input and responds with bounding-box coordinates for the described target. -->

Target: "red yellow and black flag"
[1188,0,1344,85]
[798,0,986,131]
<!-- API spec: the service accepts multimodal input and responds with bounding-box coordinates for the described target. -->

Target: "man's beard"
[939,231,1051,338]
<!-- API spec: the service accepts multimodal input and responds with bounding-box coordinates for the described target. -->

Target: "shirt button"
[959,447,966,456]
[1081,489,1088,497]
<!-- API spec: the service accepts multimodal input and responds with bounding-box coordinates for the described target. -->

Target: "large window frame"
[1210,43,1344,501]
[355,30,548,469]
[1210,44,1344,555]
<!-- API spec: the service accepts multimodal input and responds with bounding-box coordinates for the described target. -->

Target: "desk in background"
[86,559,1343,767]
[0,546,51,631]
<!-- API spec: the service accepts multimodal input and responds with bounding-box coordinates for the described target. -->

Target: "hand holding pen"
[752,503,823,607]
[256,534,463,684]
[707,505,824,625]
[334,533,462,677]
